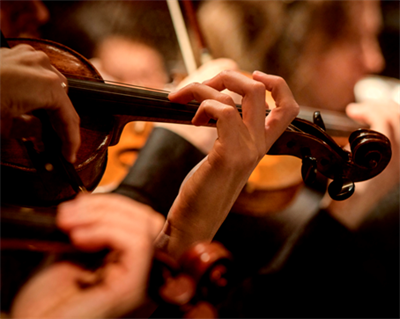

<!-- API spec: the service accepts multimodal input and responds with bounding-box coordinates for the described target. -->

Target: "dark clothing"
[0,251,45,312]
[220,194,399,318]
[114,127,206,216]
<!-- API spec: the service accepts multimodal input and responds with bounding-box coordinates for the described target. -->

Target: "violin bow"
[181,0,213,65]
[166,0,198,75]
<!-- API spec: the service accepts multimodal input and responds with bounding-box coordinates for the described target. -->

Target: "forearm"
[155,156,253,259]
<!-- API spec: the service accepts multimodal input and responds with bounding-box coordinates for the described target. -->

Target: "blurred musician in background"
[40,0,184,190]
[198,0,387,111]
[196,0,399,224]
[0,0,49,38]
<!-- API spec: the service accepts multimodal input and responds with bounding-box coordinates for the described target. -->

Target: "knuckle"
[219,69,233,78]
[32,50,51,65]
[47,70,60,83]
[288,102,300,118]
[43,69,61,86]
[293,103,300,117]
[220,105,238,119]
[265,116,281,130]
[273,75,286,87]
[14,44,36,52]
[21,51,51,70]
[188,82,202,90]
[251,81,266,94]
[220,94,234,106]
[201,99,213,109]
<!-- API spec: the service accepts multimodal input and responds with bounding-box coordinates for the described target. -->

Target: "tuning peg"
[313,111,326,131]
[328,178,355,200]
[301,156,318,186]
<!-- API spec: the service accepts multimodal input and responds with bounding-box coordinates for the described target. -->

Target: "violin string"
[66,77,207,117]
[65,74,254,116]
[63,74,309,133]
[63,72,172,94]
[65,78,310,135]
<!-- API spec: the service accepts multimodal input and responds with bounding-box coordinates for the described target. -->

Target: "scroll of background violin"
[1,205,233,318]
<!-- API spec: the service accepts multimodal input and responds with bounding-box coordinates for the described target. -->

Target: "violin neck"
[67,78,201,125]
[67,78,361,145]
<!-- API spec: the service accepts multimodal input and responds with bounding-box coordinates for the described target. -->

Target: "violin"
[0,205,232,318]
[1,37,392,208]
[167,0,374,214]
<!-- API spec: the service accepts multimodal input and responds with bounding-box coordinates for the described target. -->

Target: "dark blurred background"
[40,0,399,80]
[379,0,400,79]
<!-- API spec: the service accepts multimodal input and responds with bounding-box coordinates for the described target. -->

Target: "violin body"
[2,39,112,206]
[1,38,393,207]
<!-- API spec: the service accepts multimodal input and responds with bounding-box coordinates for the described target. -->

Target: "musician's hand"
[0,45,80,163]
[327,100,400,228]
[156,70,299,258]
[10,193,164,318]
[176,58,240,90]
[156,58,239,153]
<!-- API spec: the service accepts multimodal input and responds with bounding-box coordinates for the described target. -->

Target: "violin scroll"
[325,128,391,200]
[268,115,392,201]
[179,242,233,304]
[327,128,391,200]
[349,129,391,170]
[149,242,232,318]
